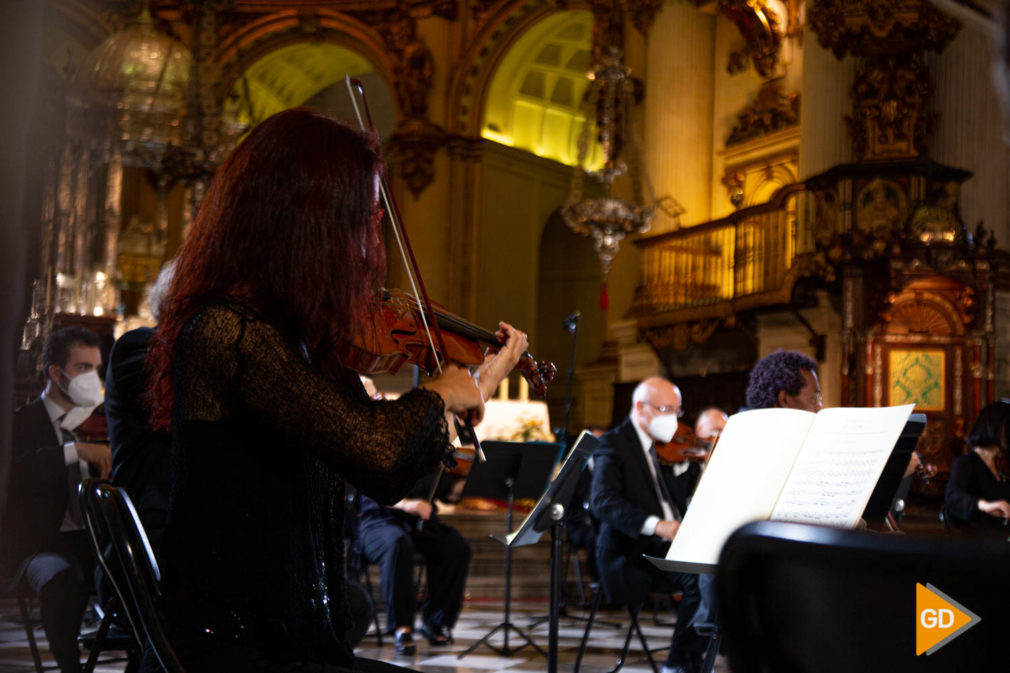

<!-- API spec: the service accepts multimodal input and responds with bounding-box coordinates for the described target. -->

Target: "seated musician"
[945,401,1010,535]
[105,261,175,555]
[693,407,727,447]
[590,377,708,673]
[744,350,822,413]
[358,470,470,655]
[356,340,524,656]
[1,326,111,673]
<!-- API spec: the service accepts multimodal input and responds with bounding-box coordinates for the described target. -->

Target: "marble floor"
[0,598,730,673]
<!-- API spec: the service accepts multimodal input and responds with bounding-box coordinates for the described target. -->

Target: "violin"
[340,289,556,396]
[72,404,110,444]
[654,421,708,465]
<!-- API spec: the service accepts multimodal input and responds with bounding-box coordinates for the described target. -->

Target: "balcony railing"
[632,182,811,319]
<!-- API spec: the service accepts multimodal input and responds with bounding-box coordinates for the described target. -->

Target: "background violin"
[654,421,709,465]
[72,404,109,444]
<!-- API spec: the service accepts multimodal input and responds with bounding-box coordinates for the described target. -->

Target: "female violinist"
[146,108,526,673]
[944,401,1010,535]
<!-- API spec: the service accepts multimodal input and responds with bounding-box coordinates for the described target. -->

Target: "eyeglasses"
[644,402,684,418]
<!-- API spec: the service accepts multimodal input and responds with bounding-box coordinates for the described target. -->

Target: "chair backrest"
[717,520,1010,673]
[80,479,184,673]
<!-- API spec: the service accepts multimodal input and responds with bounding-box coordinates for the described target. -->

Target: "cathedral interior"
[8,0,1010,514]
[5,2,1010,672]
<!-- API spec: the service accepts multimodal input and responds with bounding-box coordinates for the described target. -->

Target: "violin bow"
[345,76,486,467]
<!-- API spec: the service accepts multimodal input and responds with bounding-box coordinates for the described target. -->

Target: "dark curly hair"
[966,401,1010,449]
[745,350,818,410]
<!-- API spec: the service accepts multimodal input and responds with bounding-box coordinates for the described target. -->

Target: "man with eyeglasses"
[590,376,708,673]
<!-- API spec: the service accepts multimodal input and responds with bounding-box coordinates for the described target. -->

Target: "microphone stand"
[559,311,580,448]
[530,311,586,631]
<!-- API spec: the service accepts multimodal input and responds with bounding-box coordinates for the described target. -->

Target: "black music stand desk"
[457,440,562,659]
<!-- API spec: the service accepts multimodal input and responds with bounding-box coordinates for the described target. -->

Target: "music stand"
[457,440,562,658]
[862,413,926,528]
[526,433,597,673]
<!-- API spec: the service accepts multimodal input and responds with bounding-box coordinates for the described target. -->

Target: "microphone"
[562,310,581,333]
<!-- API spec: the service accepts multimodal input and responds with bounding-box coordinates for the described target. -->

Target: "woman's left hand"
[475,321,528,399]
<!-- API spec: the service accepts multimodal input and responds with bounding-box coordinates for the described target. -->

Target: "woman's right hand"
[978,498,1010,519]
[422,363,485,426]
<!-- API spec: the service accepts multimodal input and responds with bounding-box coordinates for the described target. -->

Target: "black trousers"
[596,544,708,671]
[21,531,94,673]
[359,519,470,633]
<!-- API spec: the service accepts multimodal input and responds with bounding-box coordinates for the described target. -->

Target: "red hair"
[147,108,386,430]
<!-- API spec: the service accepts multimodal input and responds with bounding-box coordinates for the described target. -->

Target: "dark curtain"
[0,0,43,545]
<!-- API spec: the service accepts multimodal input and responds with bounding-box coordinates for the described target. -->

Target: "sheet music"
[663,408,816,566]
[770,404,914,526]
[661,404,916,567]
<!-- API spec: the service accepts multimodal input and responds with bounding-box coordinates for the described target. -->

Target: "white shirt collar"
[41,390,65,424]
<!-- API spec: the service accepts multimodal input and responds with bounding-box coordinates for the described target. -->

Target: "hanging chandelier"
[73,6,192,167]
[561,46,656,305]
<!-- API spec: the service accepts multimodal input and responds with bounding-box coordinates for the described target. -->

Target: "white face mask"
[60,369,104,407]
[647,413,680,444]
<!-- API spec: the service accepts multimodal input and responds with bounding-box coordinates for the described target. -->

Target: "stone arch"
[749,163,798,206]
[213,10,400,119]
[448,1,590,139]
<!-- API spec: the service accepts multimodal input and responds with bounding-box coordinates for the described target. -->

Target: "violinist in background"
[693,407,727,451]
[944,401,1010,535]
[145,108,516,673]
[1,326,110,673]
[590,377,708,673]
[357,333,525,656]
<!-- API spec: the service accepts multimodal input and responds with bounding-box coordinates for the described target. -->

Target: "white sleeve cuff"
[63,442,79,466]
[640,515,660,536]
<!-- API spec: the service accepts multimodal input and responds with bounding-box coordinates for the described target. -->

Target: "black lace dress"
[158,302,451,670]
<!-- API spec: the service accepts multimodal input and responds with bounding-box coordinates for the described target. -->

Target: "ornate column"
[808,0,960,162]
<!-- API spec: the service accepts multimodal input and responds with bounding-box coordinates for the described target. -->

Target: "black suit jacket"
[590,418,684,561]
[106,326,171,522]
[0,398,68,578]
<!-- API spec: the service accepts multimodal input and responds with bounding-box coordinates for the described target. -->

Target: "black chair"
[0,578,50,672]
[344,487,384,647]
[79,479,184,673]
[573,582,668,673]
[78,480,143,673]
[718,520,1010,673]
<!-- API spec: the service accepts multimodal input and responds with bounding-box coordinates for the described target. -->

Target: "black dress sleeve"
[177,304,451,505]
